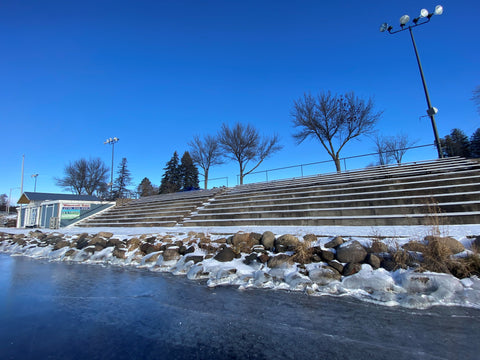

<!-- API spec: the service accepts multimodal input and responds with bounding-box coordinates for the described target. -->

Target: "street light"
[31,174,39,192]
[380,5,444,159]
[104,137,120,194]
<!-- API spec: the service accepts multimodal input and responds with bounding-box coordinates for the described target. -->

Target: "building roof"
[17,192,101,204]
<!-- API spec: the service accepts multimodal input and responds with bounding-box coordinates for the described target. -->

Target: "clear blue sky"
[1,0,479,201]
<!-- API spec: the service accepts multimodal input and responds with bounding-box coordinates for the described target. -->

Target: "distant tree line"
[440,128,480,159]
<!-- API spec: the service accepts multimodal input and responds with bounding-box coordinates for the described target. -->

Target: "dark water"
[1,254,479,360]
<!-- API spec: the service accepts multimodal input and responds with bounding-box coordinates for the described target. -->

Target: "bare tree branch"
[292,91,382,172]
[188,134,224,189]
[218,123,282,184]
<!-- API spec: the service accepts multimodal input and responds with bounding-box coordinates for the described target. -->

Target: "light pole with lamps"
[380,5,444,158]
[104,137,120,195]
[31,174,39,192]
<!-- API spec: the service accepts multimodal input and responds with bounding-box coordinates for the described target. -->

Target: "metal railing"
[238,143,435,185]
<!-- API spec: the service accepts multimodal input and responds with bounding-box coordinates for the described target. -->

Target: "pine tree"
[470,128,480,158]
[159,152,181,194]
[137,177,156,197]
[180,151,200,191]
[440,128,471,158]
[113,157,133,199]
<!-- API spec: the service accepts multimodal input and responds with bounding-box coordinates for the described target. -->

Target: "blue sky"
[1,0,479,201]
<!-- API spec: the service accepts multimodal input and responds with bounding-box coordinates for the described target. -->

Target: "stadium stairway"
[75,157,480,228]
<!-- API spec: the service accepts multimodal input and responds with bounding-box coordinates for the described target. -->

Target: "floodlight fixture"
[399,15,410,26]
[379,5,444,159]
[434,5,443,15]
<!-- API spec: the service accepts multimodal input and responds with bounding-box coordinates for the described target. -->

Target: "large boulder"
[261,231,276,251]
[97,231,113,239]
[402,241,427,253]
[214,247,236,262]
[163,247,181,261]
[324,236,344,249]
[53,240,71,251]
[274,234,299,252]
[113,248,126,259]
[343,263,362,276]
[369,241,389,253]
[336,241,367,263]
[425,236,465,255]
[267,254,293,268]
[309,266,342,285]
[140,242,157,255]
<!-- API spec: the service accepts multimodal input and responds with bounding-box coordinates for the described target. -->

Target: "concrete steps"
[75,157,480,228]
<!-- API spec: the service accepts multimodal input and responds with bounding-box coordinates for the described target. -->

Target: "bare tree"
[56,158,109,195]
[385,133,417,164]
[218,123,282,185]
[188,135,224,189]
[292,91,382,172]
[372,134,394,166]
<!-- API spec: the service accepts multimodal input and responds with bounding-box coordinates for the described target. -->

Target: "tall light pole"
[104,137,119,195]
[380,5,444,159]
[31,174,39,192]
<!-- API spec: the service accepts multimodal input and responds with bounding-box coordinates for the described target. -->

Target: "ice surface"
[2,224,480,309]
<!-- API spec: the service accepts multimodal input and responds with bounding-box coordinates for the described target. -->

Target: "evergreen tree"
[137,177,156,197]
[440,128,471,158]
[470,128,480,158]
[180,151,200,191]
[113,157,133,199]
[159,152,181,194]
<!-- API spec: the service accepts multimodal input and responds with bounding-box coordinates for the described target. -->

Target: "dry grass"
[292,238,314,264]
[389,242,410,270]
[418,239,480,278]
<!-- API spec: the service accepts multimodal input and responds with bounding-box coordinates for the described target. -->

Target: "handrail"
[240,143,435,184]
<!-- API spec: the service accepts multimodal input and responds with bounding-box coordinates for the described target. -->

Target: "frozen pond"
[1,253,479,359]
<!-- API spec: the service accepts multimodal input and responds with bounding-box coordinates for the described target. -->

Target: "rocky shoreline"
[1,229,480,308]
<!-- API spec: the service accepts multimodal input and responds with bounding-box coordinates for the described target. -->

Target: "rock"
[366,253,381,269]
[53,240,71,251]
[320,250,335,262]
[213,238,227,244]
[309,266,342,285]
[231,232,259,247]
[113,248,126,259]
[143,236,157,244]
[252,245,265,253]
[257,253,270,263]
[65,249,76,257]
[381,259,397,272]
[311,254,322,262]
[343,263,362,276]
[243,253,258,265]
[336,241,367,263]
[76,238,90,250]
[369,241,389,253]
[127,238,141,251]
[29,230,47,240]
[88,237,107,249]
[324,236,344,249]
[425,236,465,255]
[184,246,195,255]
[328,261,344,274]
[303,234,317,243]
[261,231,275,251]
[140,243,157,255]
[214,247,236,262]
[163,247,181,261]
[472,236,480,251]
[267,254,293,268]
[97,231,113,239]
[184,255,204,264]
[107,238,124,248]
[402,241,427,253]
[275,234,299,252]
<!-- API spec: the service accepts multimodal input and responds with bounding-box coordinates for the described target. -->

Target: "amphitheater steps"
[75,157,480,228]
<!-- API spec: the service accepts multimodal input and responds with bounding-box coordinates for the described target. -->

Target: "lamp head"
[434,5,443,15]
[379,23,389,32]
[399,14,410,27]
